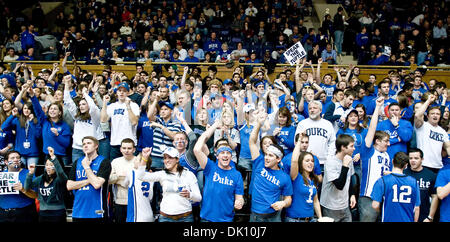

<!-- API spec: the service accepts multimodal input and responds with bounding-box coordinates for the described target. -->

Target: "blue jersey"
[200,159,244,222]
[71,155,110,219]
[286,176,317,218]
[251,154,293,214]
[435,168,450,222]
[371,173,420,222]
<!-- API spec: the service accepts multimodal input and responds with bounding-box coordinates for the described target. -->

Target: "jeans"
[334,30,344,55]
[238,157,253,171]
[196,170,204,192]
[109,145,122,161]
[284,216,316,222]
[72,148,84,164]
[158,213,193,222]
[358,196,379,222]
[21,156,39,167]
[151,156,164,169]
[322,206,352,222]
[98,138,110,161]
[249,211,282,222]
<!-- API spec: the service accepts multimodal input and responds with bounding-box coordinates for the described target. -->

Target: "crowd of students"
[0,54,449,223]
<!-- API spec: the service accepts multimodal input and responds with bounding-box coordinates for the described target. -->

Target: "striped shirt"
[150,116,181,158]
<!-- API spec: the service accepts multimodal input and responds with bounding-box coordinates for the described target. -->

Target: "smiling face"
[217,148,232,169]
[264,151,281,169]
[163,154,179,172]
[301,154,314,174]
[48,104,61,120]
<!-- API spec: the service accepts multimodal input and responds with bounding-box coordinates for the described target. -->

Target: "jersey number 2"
[141,182,150,197]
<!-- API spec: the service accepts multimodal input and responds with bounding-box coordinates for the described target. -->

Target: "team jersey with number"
[126,170,154,222]
[371,173,420,222]
[71,155,111,219]
[360,144,392,197]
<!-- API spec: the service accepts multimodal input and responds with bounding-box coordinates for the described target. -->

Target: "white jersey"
[360,145,391,197]
[106,101,140,146]
[126,169,154,222]
[415,121,449,169]
[295,118,336,165]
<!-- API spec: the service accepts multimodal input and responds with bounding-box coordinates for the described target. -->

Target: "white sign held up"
[0,172,19,195]
[283,42,307,66]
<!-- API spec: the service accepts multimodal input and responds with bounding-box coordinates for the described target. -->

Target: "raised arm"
[249,112,266,160]
[194,119,221,169]
[365,97,384,148]
[290,132,303,180]
[414,94,435,129]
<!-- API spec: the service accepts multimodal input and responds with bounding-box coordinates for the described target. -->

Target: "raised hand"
[47,146,56,160]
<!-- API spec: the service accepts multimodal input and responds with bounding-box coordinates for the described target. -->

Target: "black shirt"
[404,167,437,222]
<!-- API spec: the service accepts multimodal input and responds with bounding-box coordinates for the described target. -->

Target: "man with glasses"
[358,97,392,222]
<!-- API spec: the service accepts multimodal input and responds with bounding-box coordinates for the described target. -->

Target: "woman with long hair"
[63,79,103,164]
[336,109,368,180]
[272,107,296,154]
[286,138,322,222]
[135,147,202,222]
[355,103,370,129]
[1,97,40,167]
[30,87,72,166]
[24,146,68,222]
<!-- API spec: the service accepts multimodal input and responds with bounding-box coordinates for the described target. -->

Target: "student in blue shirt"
[194,119,245,222]
[248,112,293,222]
[67,136,111,222]
[436,165,450,222]
[371,152,421,222]
[30,89,72,166]
[285,140,322,222]
[1,102,41,167]
[272,107,296,155]
[376,102,413,161]
[0,150,38,222]
[337,109,368,180]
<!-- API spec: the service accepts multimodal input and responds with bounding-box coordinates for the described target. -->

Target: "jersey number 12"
[391,184,411,203]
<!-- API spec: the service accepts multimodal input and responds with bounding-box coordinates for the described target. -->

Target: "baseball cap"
[117,82,130,91]
[163,147,179,158]
[158,101,174,110]
[243,103,255,113]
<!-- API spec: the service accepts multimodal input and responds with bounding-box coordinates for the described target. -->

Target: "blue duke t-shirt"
[251,154,293,214]
[200,159,244,222]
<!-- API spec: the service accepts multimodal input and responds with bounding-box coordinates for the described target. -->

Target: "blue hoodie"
[31,96,71,156]
[1,115,41,157]
[376,118,413,160]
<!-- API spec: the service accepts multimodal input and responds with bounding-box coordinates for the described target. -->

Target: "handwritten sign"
[0,172,19,195]
[283,42,307,65]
